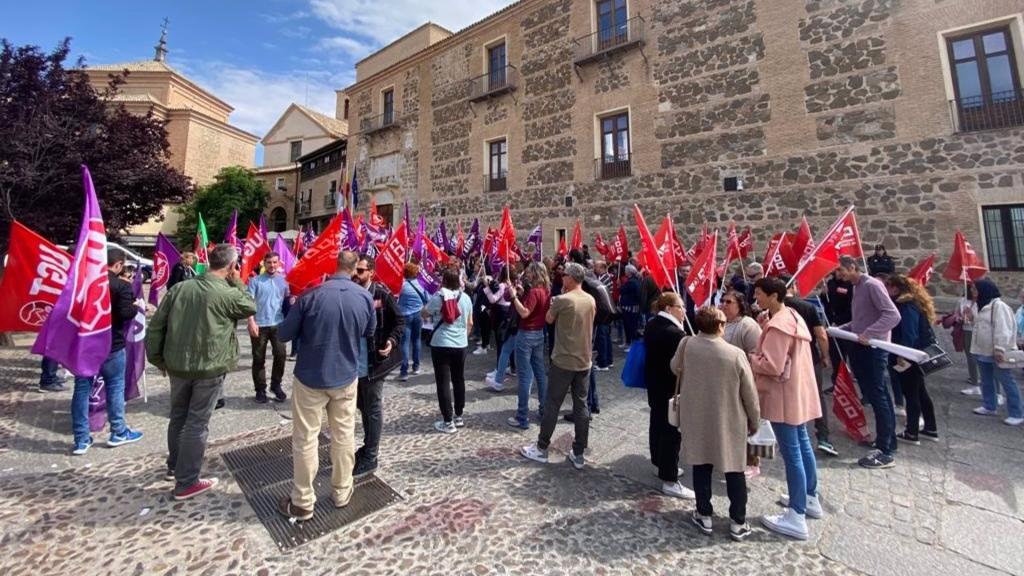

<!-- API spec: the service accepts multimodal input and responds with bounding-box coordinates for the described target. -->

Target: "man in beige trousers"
[277,250,375,520]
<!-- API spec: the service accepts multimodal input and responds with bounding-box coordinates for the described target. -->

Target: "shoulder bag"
[992,302,1024,368]
[667,337,690,427]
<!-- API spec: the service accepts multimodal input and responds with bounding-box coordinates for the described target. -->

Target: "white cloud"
[173,59,351,143]
[315,36,375,60]
[308,0,517,46]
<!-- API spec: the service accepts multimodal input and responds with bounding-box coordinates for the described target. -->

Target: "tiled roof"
[294,104,348,137]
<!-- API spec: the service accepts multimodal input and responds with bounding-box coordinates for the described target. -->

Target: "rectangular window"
[596,0,628,51]
[982,204,1024,270]
[329,180,337,193]
[948,26,1023,131]
[343,99,350,120]
[382,89,394,126]
[556,228,567,252]
[488,43,507,91]
[275,177,285,190]
[290,141,302,162]
[488,139,508,192]
[599,111,631,179]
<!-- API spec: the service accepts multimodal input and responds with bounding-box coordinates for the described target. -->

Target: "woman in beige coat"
[671,307,760,542]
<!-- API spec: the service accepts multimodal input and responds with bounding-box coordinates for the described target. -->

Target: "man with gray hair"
[277,250,375,521]
[835,255,901,469]
[147,244,256,500]
[521,262,596,470]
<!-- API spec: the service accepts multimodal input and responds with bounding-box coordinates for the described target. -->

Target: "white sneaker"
[1004,417,1024,426]
[973,406,998,416]
[433,420,457,434]
[691,510,712,535]
[961,386,981,396]
[520,444,548,464]
[485,375,504,392]
[895,405,907,417]
[761,508,808,540]
[998,395,1006,406]
[472,346,487,356]
[778,494,824,519]
[661,481,696,500]
[567,451,585,470]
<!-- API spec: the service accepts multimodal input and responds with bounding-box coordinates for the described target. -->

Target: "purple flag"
[437,220,454,254]
[225,209,239,244]
[527,224,543,262]
[411,215,426,261]
[341,209,359,250]
[273,234,297,273]
[31,165,112,377]
[258,214,268,240]
[150,233,181,306]
[123,272,146,402]
[302,225,316,248]
[465,218,481,258]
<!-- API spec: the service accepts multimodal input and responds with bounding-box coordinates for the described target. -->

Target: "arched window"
[271,207,288,232]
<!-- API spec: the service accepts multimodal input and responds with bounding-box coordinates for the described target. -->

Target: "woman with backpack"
[426,269,474,434]
[884,275,940,443]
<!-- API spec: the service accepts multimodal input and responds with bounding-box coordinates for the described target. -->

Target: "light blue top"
[427,289,473,349]
[247,273,289,327]
[399,278,429,316]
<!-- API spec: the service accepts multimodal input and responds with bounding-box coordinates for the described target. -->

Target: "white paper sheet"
[825,327,930,363]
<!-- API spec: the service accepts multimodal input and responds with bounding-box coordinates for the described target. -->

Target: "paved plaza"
[0,329,1022,576]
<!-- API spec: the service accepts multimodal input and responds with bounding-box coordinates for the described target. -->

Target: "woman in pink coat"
[749,277,822,541]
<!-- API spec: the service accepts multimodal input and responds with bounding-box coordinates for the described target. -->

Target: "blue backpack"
[620,340,647,389]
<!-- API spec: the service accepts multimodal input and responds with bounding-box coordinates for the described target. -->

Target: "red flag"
[369,198,385,228]
[669,226,687,268]
[685,230,718,307]
[496,207,516,262]
[832,360,871,443]
[737,227,753,259]
[653,216,679,281]
[239,223,270,283]
[594,233,609,258]
[0,221,72,332]
[763,232,794,277]
[633,205,672,289]
[908,253,936,287]
[482,227,496,259]
[719,223,743,277]
[609,225,629,263]
[423,235,450,266]
[942,230,987,282]
[557,235,568,257]
[286,214,342,294]
[789,217,816,272]
[792,207,863,297]
[685,224,710,264]
[375,221,410,295]
[293,227,306,257]
[570,221,583,251]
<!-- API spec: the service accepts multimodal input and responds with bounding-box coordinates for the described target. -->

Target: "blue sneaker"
[72,437,94,455]
[107,428,144,447]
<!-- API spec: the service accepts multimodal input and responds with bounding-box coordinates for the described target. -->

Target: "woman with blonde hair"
[884,274,940,443]
[671,306,760,541]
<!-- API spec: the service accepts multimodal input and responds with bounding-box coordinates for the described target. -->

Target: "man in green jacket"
[146,244,256,500]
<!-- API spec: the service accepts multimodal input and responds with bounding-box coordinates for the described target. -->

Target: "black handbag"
[917,344,953,375]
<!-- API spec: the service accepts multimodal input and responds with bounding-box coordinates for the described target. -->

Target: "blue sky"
[2,0,515,165]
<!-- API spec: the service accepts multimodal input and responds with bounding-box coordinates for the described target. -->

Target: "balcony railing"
[468,65,518,102]
[574,16,644,65]
[595,153,632,180]
[324,193,337,209]
[485,170,508,193]
[361,111,399,134]
[950,88,1024,133]
[298,201,312,216]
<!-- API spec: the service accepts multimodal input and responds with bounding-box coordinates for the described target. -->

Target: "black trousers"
[475,309,491,348]
[432,346,466,422]
[692,464,747,524]
[898,365,936,435]
[251,325,286,393]
[356,376,384,463]
[649,398,681,482]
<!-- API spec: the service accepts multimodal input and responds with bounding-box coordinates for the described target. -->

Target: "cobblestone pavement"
[1,329,1022,575]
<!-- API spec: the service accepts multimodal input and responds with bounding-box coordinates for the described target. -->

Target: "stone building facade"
[342,0,1024,287]
[297,140,347,233]
[86,55,258,246]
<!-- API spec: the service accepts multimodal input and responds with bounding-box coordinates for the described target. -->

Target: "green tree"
[175,166,267,250]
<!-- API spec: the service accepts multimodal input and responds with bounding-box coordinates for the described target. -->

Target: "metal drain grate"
[222,435,402,551]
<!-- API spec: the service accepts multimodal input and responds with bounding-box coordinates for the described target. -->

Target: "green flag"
[194,213,209,274]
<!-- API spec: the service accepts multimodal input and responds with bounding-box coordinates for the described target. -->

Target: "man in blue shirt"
[276,250,375,521]
[247,252,290,404]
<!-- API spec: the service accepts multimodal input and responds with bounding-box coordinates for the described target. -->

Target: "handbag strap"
[674,337,691,398]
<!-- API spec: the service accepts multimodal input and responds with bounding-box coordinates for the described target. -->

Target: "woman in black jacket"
[643,292,695,500]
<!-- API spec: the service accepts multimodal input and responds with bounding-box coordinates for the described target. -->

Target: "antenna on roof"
[154,17,169,62]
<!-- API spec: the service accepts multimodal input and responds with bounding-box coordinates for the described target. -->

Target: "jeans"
[887,367,904,407]
[356,376,383,463]
[514,329,548,425]
[977,358,1023,418]
[40,356,62,387]
[432,346,467,422]
[495,332,517,382]
[898,364,936,435]
[251,325,286,393]
[72,349,127,445]
[537,365,590,456]
[964,330,979,385]
[807,361,830,444]
[771,422,818,516]
[849,344,897,455]
[649,397,680,482]
[693,465,746,524]
[290,377,357,509]
[594,323,612,368]
[401,312,423,375]
[167,374,224,491]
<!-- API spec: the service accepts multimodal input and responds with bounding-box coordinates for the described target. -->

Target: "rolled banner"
[825,327,930,363]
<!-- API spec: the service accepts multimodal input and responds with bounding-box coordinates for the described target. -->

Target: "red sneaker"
[173,477,219,500]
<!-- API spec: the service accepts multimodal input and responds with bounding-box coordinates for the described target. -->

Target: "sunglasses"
[722,299,737,304]
[356,268,369,274]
